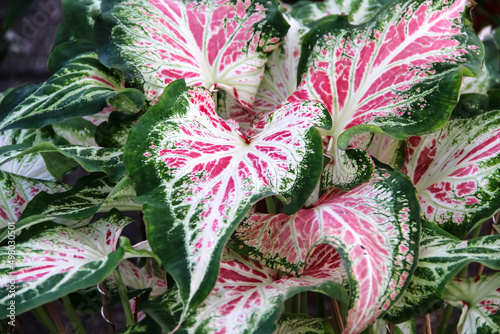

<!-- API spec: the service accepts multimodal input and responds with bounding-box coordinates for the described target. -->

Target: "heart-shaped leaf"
[96,0,289,109]
[0,210,132,318]
[384,223,500,323]
[232,169,420,333]
[124,79,330,310]
[402,110,500,237]
[289,0,482,149]
[444,273,500,334]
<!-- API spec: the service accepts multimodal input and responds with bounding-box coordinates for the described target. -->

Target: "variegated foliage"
[402,110,500,237]
[96,0,288,109]
[444,273,500,333]
[0,210,132,318]
[125,79,331,311]
[384,223,500,323]
[287,0,482,188]
[232,169,420,333]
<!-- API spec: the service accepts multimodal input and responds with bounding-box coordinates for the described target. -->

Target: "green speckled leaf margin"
[384,223,500,323]
[0,210,131,318]
[124,79,330,312]
[0,53,125,131]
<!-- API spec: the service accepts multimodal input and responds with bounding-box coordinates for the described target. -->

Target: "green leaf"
[384,222,500,323]
[444,273,500,334]
[276,314,329,334]
[0,53,125,131]
[0,210,132,318]
[48,40,96,74]
[106,88,145,115]
[52,118,98,146]
[3,142,126,182]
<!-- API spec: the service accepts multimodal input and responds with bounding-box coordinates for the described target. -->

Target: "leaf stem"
[113,269,135,327]
[62,295,86,334]
[330,298,344,333]
[31,306,59,334]
[300,292,308,314]
[45,302,67,334]
[425,314,432,334]
[265,196,276,214]
[437,306,454,334]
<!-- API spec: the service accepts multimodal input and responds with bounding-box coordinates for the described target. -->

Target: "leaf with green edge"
[276,314,330,334]
[461,26,500,96]
[83,105,116,126]
[124,79,331,311]
[0,171,68,228]
[321,145,374,190]
[95,111,140,148]
[3,142,126,182]
[116,260,168,298]
[401,110,500,238]
[444,273,500,334]
[232,169,420,333]
[384,222,500,323]
[0,174,140,242]
[289,0,483,151]
[95,0,289,108]
[61,0,102,42]
[52,118,98,146]
[48,40,96,74]
[284,0,389,26]
[0,53,125,131]
[184,246,347,333]
[0,83,39,120]
[0,210,132,318]
[121,239,161,265]
[106,88,145,115]
[0,129,54,180]
[140,245,347,333]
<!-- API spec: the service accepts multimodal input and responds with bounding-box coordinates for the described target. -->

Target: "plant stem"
[437,305,454,334]
[31,306,59,334]
[45,302,67,334]
[265,197,276,214]
[330,298,344,333]
[425,314,432,334]
[114,269,136,327]
[62,295,86,334]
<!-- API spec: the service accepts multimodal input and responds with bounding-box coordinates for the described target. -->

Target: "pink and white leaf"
[288,0,482,149]
[232,170,420,333]
[0,171,67,228]
[0,211,132,316]
[402,110,500,237]
[182,246,347,333]
[445,273,500,334]
[126,80,331,309]
[100,0,288,109]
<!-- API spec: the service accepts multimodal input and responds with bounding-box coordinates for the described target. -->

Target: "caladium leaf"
[0,129,53,180]
[52,118,98,146]
[285,0,389,26]
[401,110,500,238]
[169,246,347,333]
[124,79,331,311]
[3,142,126,182]
[372,319,416,334]
[444,273,500,334]
[116,260,168,298]
[290,0,483,151]
[0,53,126,131]
[232,169,420,333]
[0,210,132,318]
[365,133,405,169]
[252,14,308,116]
[96,0,289,109]
[276,314,329,334]
[0,171,67,228]
[384,223,500,323]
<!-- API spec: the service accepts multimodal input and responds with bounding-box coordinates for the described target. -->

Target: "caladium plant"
[0,0,499,333]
